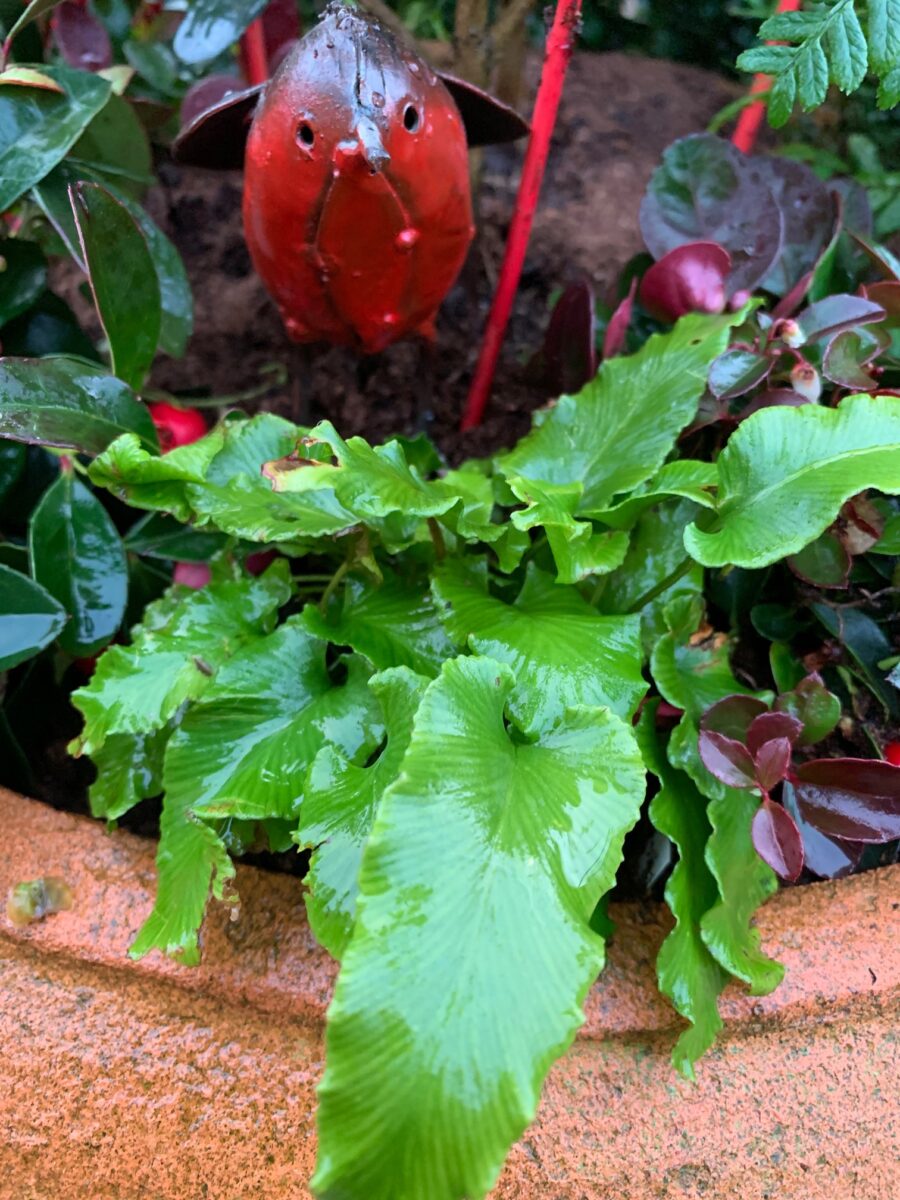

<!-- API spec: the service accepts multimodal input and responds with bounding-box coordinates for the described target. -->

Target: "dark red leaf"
[639,241,730,324]
[699,729,757,789]
[750,155,832,295]
[782,781,864,879]
[538,280,597,395]
[180,75,247,129]
[771,269,814,321]
[262,0,301,60]
[774,673,841,745]
[822,326,890,390]
[701,694,769,741]
[752,798,804,881]
[602,276,636,360]
[794,758,900,843]
[738,388,810,419]
[863,281,900,325]
[746,711,803,756]
[52,2,113,72]
[754,736,793,792]
[795,295,886,344]
[708,347,772,400]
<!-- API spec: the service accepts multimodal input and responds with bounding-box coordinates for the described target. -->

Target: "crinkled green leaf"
[132,628,381,964]
[505,474,629,583]
[299,667,427,959]
[685,395,900,568]
[592,460,719,530]
[88,727,169,822]
[650,598,771,722]
[314,655,646,1200]
[0,62,111,211]
[0,356,158,454]
[638,707,726,1078]
[0,560,66,669]
[302,570,453,678]
[89,429,224,521]
[71,563,290,756]
[166,627,381,827]
[497,311,744,513]
[28,471,127,655]
[433,557,645,731]
[669,718,783,995]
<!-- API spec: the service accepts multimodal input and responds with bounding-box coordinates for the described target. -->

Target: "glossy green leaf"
[498,310,745,513]
[0,438,25,504]
[0,237,46,325]
[88,727,168,821]
[299,667,427,959]
[685,395,900,568]
[133,628,382,964]
[0,356,157,454]
[600,498,704,647]
[668,719,783,994]
[173,0,267,64]
[302,570,453,678]
[71,181,161,389]
[70,563,290,756]
[591,460,718,530]
[505,474,629,583]
[32,164,193,358]
[639,708,727,1077]
[0,560,66,669]
[70,93,152,195]
[123,512,227,562]
[29,471,127,655]
[0,289,98,360]
[812,602,899,716]
[2,0,63,47]
[314,656,645,1200]
[433,558,645,731]
[0,62,111,211]
[172,629,382,826]
[650,598,771,721]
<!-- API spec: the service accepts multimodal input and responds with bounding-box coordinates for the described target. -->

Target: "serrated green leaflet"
[433,558,645,732]
[71,564,290,756]
[29,472,127,656]
[0,356,157,454]
[668,718,783,995]
[685,395,900,567]
[134,628,382,964]
[314,656,645,1200]
[0,62,111,211]
[299,667,427,959]
[638,707,727,1077]
[497,310,746,512]
[302,570,453,677]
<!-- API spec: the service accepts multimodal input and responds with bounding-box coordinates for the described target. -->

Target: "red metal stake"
[241,17,269,87]
[460,0,582,430]
[731,0,802,155]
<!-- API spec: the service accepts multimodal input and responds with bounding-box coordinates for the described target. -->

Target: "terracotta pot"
[1,787,898,1198]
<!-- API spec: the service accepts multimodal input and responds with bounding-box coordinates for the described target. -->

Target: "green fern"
[737,0,900,126]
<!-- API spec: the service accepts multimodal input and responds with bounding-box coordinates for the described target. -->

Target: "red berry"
[173,562,211,590]
[885,741,900,767]
[149,402,207,452]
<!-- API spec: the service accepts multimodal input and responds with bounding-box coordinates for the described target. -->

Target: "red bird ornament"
[174,3,527,354]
